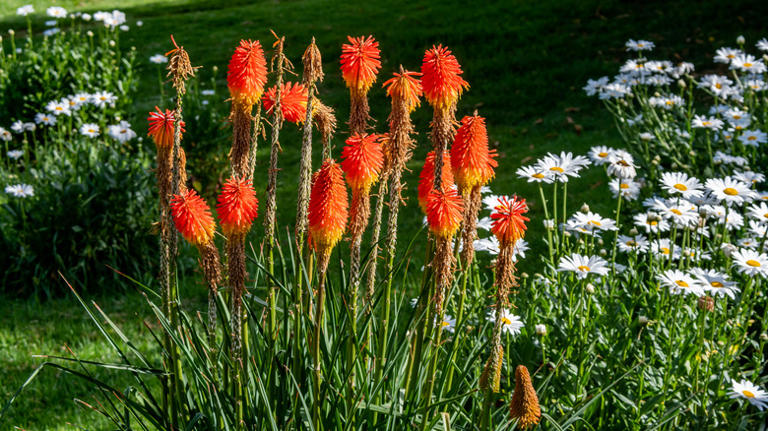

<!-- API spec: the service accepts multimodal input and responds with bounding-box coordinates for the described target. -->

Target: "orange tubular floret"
[341,133,384,195]
[420,45,469,111]
[308,159,349,253]
[383,70,422,113]
[262,82,309,124]
[418,151,455,213]
[216,177,259,236]
[339,35,382,92]
[171,189,216,246]
[490,195,530,245]
[426,187,464,238]
[147,106,185,149]
[227,39,268,108]
[451,115,497,192]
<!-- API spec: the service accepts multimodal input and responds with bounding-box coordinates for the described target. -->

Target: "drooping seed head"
[216,177,259,236]
[227,39,268,109]
[171,189,216,246]
[509,365,541,429]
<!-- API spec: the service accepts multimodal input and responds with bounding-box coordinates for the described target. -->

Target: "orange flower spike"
[308,160,349,253]
[426,187,464,239]
[147,106,185,149]
[451,115,498,192]
[383,70,423,113]
[420,45,469,111]
[262,82,309,124]
[216,177,259,236]
[171,189,217,246]
[227,39,268,108]
[490,195,530,246]
[341,133,384,195]
[340,35,382,93]
[418,151,455,213]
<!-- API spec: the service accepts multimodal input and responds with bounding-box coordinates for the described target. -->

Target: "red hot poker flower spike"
[171,189,216,246]
[308,159,349,254]
[451,114,497,192]
[227,39,268,109]
[341,133,384,195]
[421,45,469,111]
[418,151,455,213]
[262,82,309,124]
[491,195,530,246]
[383,70,422,113]
[426,187,464,239]
[216,177,259,236]
[340,35,382,93]
[147,106,185,149]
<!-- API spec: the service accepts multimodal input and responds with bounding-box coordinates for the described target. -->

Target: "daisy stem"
[610,192,623,275]
[538,183,554,262]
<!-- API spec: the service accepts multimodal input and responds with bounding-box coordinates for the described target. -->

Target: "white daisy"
[705,177,754,205]
[149,54,168,64]
[7,150,23,160]
[4,183,34,197]
[79,123,100,138]
[0,128,11,142]
[758,38,768,52]
[583,76,609,96]
[46,6,67,18]
[733,171,764,185]
[713,151,747,166]
[201,89,216,96]
[737,237,758,249]
[606,150,637,179]
[616,234,649,253]
[649,94,684,109]
[650,239,680,260]
[625,39,654,52]
[474,237,499,255]
[749,220,767,237]
[690,268,738,299]
[107,121,137,143]
[516,164,552,183]
[34,113,56,125]
[569,211,618,234]
[738,130,767,147]
[91,91,117,108]
[487,309,524,336]
[46,100,71,116]
[660,172,703,199]
[692,115,724,130]
[747,202,768,223]
[634,212,670,233]
[439,314,456,333]
[713,47,741,64]
[729,379,768,410]
[698,75,733,95]
[557,254,610,279]
[745,78,767,92]
[17,5,34,16]
[588,146,615,165]
[535,152,590,183]
[732,249,768,277]
[731,53,767,74]
[609,178,641,201]
[658,269,703,296]
[477,216,492,231]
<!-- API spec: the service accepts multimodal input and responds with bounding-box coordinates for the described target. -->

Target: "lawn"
[1,0,766,429]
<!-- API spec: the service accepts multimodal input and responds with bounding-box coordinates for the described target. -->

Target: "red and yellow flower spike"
[147,106,185,149]
[491,195,530,246]
[170,189,216,246]
[216,177,259,236]
[383,69,422,114]
[426,187,464,239]
[227,39,268,109]
[340,35,382,93]
[341,133,385,195]
[308,159,349,254]
[450,114,497,193]
[420,45,469,111]
[418,151,455,213]
[262,82,309,124]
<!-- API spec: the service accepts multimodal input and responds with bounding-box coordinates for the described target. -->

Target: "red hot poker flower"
[262,82,309,124]
[426,187,464,239]
[339,35,382,93]
[216,177,259,236]
[491,195,530,246]
[171,189,216,246]
[341,133,384,195]
[308,159,349,254]
[421,45,469,111]
[418,151,455,213]
[227,39,268,108]
[147,106,185,149]
[450,114,497,192]
[383,70,423,113]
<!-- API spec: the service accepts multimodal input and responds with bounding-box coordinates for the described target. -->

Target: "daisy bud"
[599,248,607,256]
[580,203,590,213]
[262,82,309,124]
[737,35,745,45]
[213,65,218,72]
[543,219,555,230]
[535,324,547,336]
[509,365,541,429]
[563,230,572,238]
[677,79,686,88]
[216,177,259,237]
[597,238,604,246]
[227,39,268,109]
[585,283,595,294]
[521,272,529,278]
[638,316,649,325]
[629,227,639,236]
[87,30,93,37]
[760,333,768,342]
[109,40,115,47]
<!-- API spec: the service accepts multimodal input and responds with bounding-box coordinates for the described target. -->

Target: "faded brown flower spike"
[509,365,541,429]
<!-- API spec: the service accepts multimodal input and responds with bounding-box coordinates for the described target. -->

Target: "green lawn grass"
[1,0,766,428]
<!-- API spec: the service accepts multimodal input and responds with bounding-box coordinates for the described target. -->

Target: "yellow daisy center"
[649,220,658,226]
[441,320,450,327]
[598,152,608,157]
[715,83,722,89]
[743,390,755,398]
[577,265,591,272]
[501,317,511,325]
[748,136,757,140]
[620,183,630,189]
[589,220,601,226]
[675,280,689,288]
[711,281,724,288]
[744,62,753,68]
[626,240,637,246]
[673,183,687,191]
[532,173,545,179]
[550,166,564,173]
[746,259,761,267]
[661,247,670,254]
[670,209,682,216]
[723,187,739,196]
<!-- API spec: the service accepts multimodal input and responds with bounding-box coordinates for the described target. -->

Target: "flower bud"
[677,79,686,88]
[628,227,639,236]
[543,219,555,230]
[638,316,648,325]
[736,35,745,45]
[7,30,13,36]
[535,324,547,336]
[109,40,116,47]
[599,248,607,256]
[597,238,604,246]
[87,30,94,37]
[585,283,595,294]
[760,333,768,342]
[580,203,590,213]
